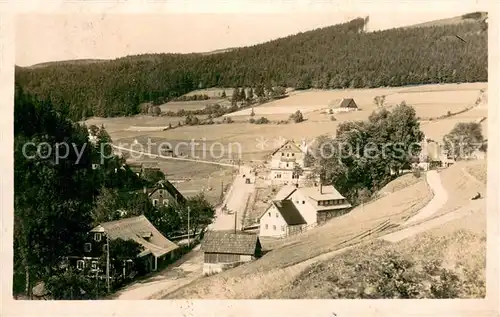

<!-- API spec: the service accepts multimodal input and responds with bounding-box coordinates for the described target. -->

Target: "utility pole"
[187,206,191,247]
[106,234,110,293]
[234,210,238,233]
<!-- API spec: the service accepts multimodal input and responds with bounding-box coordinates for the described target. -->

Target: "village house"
[269,139,314,186]
[329,98,359,113]
[126,160,162,177]
[201,231,262,275]
[147,179,187,207]
[258,199,307,237]
[68,215,179,278]
[259,184,352,237]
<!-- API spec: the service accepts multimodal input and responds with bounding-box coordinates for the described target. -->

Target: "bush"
[289,110,305,123]
[330,116,337,121]
[255,117,269,124]
[249,118,255,124]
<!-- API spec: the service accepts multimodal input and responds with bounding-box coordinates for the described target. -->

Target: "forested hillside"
[15,16,487,121]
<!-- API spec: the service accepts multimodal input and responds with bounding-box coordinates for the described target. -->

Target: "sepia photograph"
[3,0,498,315]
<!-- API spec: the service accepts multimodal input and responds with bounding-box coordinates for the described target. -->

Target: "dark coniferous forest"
[15,17,487,121]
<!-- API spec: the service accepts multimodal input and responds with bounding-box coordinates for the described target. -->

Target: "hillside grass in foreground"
[264,209,485,299]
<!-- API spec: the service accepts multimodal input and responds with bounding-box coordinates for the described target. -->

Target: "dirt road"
[111,144,238,168]
[403,170,448,225]
[209,165,255,231]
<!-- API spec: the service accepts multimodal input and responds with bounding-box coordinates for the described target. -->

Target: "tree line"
[15,17,487,121]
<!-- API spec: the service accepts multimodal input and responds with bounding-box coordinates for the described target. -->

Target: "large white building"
[269,139,314,186]
[259,184,352,237]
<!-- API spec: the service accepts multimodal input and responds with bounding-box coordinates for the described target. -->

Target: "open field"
[127,158,235,205]
[86,82,488,171]
[181,88,233,98]
[159,99,230,112]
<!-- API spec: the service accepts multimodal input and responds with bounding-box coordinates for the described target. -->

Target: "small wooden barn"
[201,231,262,275]
[329,98,359,113]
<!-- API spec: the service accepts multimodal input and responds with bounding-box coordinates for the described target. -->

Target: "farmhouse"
[269,139,314,186]
[69,215,179,277]
[201,231,262,275]
[329,98,359,113]
[259,200,307,237]
[259,184,352,237]
[126,160,161,177]
[148,179,187,207]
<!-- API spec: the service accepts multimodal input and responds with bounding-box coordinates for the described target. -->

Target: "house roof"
[297,185,346,201]
[201,231,260,255]
[149,180,187,204]
[270,140,305,156]
[330,98,357,109]
[90,215,178,258]
[274,185,297,200]
[272,200,307,225]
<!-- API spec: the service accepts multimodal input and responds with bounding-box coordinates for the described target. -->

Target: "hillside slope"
[161,160,486,299]
[15,15,487,121]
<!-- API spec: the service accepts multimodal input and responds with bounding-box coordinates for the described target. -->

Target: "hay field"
[88,82,488,163]
[164,177,432,299]
[384,89,480,119]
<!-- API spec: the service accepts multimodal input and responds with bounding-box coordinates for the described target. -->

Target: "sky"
[15,1,486,66]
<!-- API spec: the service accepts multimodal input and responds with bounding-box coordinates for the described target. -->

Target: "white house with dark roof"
[259,184,352,237]
[258,200,307,237]
[269,139,314,186]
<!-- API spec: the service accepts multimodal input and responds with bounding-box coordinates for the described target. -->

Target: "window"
[91,261,98,270]
[286,163,289,167]
[276,213,279,218]
[287,153,289,157]
[84,243,92,253]
[281,226,285,232]
[268,212,271,217]
[302,200,305,204]
[273,225,276,231]
[76,260,85,270]
[281,153,284,156]
[292,153,295,156]
[265,224,268,229]
[102,244,108,252]
[276,173,281,178]
[94,233,102,242]
[153,199,158,206]
[163,200,169,206]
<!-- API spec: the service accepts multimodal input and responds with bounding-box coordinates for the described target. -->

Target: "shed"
[201,231,262,275]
